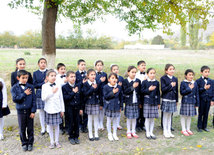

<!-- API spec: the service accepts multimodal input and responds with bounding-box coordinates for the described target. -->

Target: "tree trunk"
[42,0,58,69]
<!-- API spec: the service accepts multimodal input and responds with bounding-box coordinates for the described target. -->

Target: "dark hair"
[95,60,104,66]
[108,73,118,80]
[137,60,146,66]
[46,69,56,77]
[17,70,28,78]
[147,68,156,74]
[110,64,119,71]
[15,58,25,71]
[57,63,66,70]
[201,66,210,72]
[38,58,47,64]
[0,82,3,91]
[66,71,75,77]
[87,69,96,76]
[127,66,137,72]
[77,59,85,65]
[165,64,175,72]
[185,69,194,76]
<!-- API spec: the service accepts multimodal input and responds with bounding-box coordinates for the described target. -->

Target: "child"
[180,69,199,136]
[42,69,65,149]
[141,68,160,140]
[103,73,123,141]
[135,60,147,132]
[11,58,33,87]
[160,64,178,138]
[76,59,88,133]
[82,69,101,141]
[33,58,48,135]
[196,66,214,132]
[123,66,141,139]
[95,60,108,131]
[62,71,83,145]
[11,70,36,151]
[110,64,124,130]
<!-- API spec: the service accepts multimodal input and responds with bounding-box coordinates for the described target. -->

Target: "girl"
[180,69,199,136]
[95,60,108,131]
[103,73,123,141]
[11,58,33,87]
[110,64,124,130]
[33,58,48,135]
[42,69,64,149]
[82,69,101,141]
[160,64,178,138]
[141,68,160,140]
[123,66,141,139]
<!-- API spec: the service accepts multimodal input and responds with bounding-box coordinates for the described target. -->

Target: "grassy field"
[1,49,214,154]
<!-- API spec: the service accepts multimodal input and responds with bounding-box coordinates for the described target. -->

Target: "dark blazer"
[122,78,141,105]
[76,70,87,86]
[117,75,124,84]
[11,83,36,114]
[11,71,33,87]
[33,70,47,98]
[141,79,160,105]
[96,71,108,106]
[103,84,123,111]
[180,81,199,106]
[160,75,178,102]
[196,77,214,102]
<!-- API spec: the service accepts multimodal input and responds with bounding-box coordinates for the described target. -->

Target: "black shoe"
[69,138,76,145]
[41,131,46,136]
[197,128,203,132]
[75,138,80,144]
[145,134,151,139]
[22,145,28,152]
[171,127,175,131]
[136,127,142,132]
[28,145,33,151]
[60,129,65,135]
[83,128,88,133]
[89,137,94,141]
[80,128,84,133]
[203,128,210,132]
[94,137,99,141]
[151,135,157,140]
[141,127,146,131]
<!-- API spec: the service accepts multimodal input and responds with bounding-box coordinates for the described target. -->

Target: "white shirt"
[42,82,65,114]
[167,75,173,79]
[56,74,66,87]
[136,71,147,83]
[108,83,117,88]
[88,80,96,85]
[39,69,47,73]
[127,77,137,103]
[147,78,156,82]
[184,79,195,84]
[0,78,7,108]
[202,76,208,84]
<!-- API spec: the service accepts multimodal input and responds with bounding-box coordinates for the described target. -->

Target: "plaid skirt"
[124,103,139,119]
[161,100,177,113]
[85,104,100,115]
[36,97,45,109]
[180,103,197,116]
[45,112,62,125]
[143,103,159,118]
[105,109,120,118]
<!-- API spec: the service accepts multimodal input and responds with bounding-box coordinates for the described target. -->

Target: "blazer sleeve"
[11,87,26,103]
[123,80,134,95]
[33,72,45,89]
[11,72,16,87]
[196,84,200,107]
[82,84,95,96]
[175,78,179,102]
[141,81,150,95]
[28,72,33,85]
[1,79,7,108]
[31,86,37,113]
[59,87,65,112]
[157,82,161,105]
[103,86,115,100]
[196,79,206,93]
[62,86,75,102]
[180,82,192,96]
[161,77,173,93]
[41,85,54,102]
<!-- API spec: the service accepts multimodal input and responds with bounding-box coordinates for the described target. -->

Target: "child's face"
[185,72,194,81]
[88,71,96,82]
[95,62,103,72]
[201,69,210,78]
[67,73,76,84]
[38,60,47,70]
[111,66,119,74]
[166,66,175,76]
[138,63,146,72]
[147,69,156,80]
[108,75,118,86]
[58,66,66,75]
[18,75,28,84]
[78,62,86,71]
[128,68,137,79]
[16,60,26,70]
[47,72,56,83]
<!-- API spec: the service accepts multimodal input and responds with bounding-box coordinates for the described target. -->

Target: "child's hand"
[158,105,160,109]
[113,88,119,94]
[100,76,106,82]
[139,104,142,108]
[133,82,139,88]
[204,84,210,90]
[149,85,156,91]
[60,112,64,117]
[171,82,176,87]
[79,110,83,115]
[189,83,194,89]
[100,106,103,110]
[118,82,122,86]
[30,113,35,119]
[92,84,97,89]
[24,88,32,95]
[52,87,58,93]
[83,78,87,83]
[73,87,78,93]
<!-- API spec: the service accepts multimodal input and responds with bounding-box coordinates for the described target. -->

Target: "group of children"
[0,57,213,152]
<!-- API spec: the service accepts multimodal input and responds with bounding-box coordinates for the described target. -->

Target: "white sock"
[180,115,186,131]
[99,109,104,129]
[150,118,155,136]
[48,125,54,145]
[54,125,59,144]
[163,112,168,134]
[39,109,46,132]
[167,113,172,134]
[127,119,131,133]
[186,116,191,131]
[113,118,117,136]
[0,118,4,136]
[88,115,93,138]
[94,115,99,137]
[145,118,150,137]
[106,117,112,135]
[117,113,121,127]
[131,119,136,134]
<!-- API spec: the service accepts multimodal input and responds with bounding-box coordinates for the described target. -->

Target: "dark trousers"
[197,100,210,129]
[161,111,173,129]
[17,111,34,146]
[68,108,80,139]
[79,107,88,130]
[136,107,145,128]
[64,105,69,131]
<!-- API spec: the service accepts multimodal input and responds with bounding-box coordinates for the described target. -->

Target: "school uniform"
[11,82,36,147]
[96,71,107,106]
[196,77,214,129]
[56,74,66,86]
[180,80,199,116]
[11,71,33,87]
[141,79,160,118]
[62,82,81,140]
[123,78,141,119]
[0,78,10,118]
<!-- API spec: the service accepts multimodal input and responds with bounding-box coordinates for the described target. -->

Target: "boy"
[196,66,214,132]
[11,70,36,151]
[62,71,83,145]
[75,59,88,133]
[135,60,147,132]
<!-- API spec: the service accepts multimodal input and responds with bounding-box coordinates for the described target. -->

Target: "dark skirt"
[85,104,100,115]
[36,97,45,110]
[124,103,139,119]
[45,112,62,125]
[180,103,197,117]
[105,109,120,118]
[143,103,159,118]
[161,100,177,113]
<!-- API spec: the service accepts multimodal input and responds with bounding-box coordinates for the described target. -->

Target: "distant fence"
[124,44,165,50]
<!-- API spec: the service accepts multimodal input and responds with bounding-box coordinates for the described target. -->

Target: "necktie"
[60,75,66,78]
[50,83,56,87]
[140,72,145,75]
[97,72,102,75]
[19,84,26,87]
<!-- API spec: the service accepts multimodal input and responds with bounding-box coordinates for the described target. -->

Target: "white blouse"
[136,71,147,83]
[0,78,7,108]
[55,74,66,87]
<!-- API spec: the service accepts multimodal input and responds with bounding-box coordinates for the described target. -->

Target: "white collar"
[79,70,85,73]
[202,76,208,79]
[88,80,96,85]
[69,82,75,87]
[128,77,136,83]
[96,70,103,73]
[184,79,195,83]
[108,83,117,88]
[167,75,173,79]
[147,78,156,82]
[39,69,47,72]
